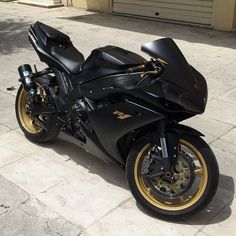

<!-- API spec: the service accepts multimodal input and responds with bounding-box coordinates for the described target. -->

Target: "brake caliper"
[141,147,164,178]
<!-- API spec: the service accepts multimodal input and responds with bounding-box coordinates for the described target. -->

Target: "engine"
[69,99,88,143]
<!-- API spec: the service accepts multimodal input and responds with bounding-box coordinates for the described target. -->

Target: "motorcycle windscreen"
[142,38,196,90]
[142,38,207,113]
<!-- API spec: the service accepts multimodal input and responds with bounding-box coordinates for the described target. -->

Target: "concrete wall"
[70,0,236,31]
[213,0,236,31]
[70,0,110,12]
[234,2,236,28]
[18,0,62,7]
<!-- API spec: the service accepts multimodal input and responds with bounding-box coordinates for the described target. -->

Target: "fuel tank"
[77,46,146,84]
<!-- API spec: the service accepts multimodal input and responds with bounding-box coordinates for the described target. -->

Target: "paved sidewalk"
[0,2,236,235]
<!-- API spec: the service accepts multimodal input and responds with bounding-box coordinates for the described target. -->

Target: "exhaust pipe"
[18,64,37,96]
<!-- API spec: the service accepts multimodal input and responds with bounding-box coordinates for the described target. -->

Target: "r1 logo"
[113,111,132,120]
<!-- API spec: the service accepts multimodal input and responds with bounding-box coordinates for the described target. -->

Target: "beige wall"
[70,0,110,12]
[234,2,236,27]
[71,0,236,31]
[213,0,236,31]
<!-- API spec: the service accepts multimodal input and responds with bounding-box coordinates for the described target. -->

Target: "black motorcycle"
[15,21,219,219]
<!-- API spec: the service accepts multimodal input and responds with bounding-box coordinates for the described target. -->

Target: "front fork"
[148,121,204,178]
[160,137,172,177]
[159,120,173,178]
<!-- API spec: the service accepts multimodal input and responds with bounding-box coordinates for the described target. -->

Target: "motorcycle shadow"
[38,132,129,191]
[37,133,234,224]
[136,174,235,224]
[0,19,32,55]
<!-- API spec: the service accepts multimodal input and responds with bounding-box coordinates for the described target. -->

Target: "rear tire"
[126,135,219,219]
[15,85,60,143]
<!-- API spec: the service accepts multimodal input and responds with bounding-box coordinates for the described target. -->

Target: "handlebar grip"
[127,64,145,73]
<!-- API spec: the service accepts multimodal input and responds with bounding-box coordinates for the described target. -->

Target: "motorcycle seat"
[37,22,70,43]
[51,45,85,74]
[32,22,85,74]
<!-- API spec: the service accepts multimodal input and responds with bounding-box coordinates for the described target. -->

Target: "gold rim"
[17,86,43,134]
[134,140,208,211]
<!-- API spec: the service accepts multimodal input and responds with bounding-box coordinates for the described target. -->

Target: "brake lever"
[140,67,162,78]
[136,67,162,87]
[157,58,168,66]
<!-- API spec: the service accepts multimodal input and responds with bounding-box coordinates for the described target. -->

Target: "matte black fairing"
[142,38,207,114]
[160,66,207,114]
[88,100,164,162]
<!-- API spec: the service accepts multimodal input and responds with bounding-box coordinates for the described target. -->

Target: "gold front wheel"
[126,135,219,218]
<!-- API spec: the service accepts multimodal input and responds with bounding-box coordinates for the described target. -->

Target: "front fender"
[168,123,204,137]
[125,122,204,166]
[164,123,204,166]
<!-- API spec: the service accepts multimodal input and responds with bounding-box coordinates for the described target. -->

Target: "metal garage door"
[112,0,214,25]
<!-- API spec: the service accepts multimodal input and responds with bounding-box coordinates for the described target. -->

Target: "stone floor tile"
[211,129,236,188]
[214,62,236,87]
[40,134,127,188]
[0,130,42,155]
[211,147,236,192]
[211,137,236,156]
[218,87,236,105]
[37,170,131,228]
[0,124,9,135]
[204,99,236,125]
[201,196,236,236]
[184,187,234,228]
[182,115,233,142]
[194,232,210,236]
[0,71,20,96]
[0,146,24,168]
[0,175,28,215]
[207,79,233,101]
[204,64,236,90]
[0,152,77,194]
[214,126,236,146]
[3,85,19,97]
[0,198,82,236]
[218,173,235,194]
[0,106,18,129]
[0,91,15,108]
[86,199,198,236]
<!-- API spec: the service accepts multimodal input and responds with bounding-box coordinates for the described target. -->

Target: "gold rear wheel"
[127,135,219,218]
[15,84,60,143]
[17,86,43,134]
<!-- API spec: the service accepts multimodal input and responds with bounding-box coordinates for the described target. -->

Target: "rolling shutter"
[112,0,213,25]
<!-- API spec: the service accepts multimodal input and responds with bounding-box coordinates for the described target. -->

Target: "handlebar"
[140,69,161,78]
[127,64,146,73]
[128,59,165,87]
[127,58,166,75]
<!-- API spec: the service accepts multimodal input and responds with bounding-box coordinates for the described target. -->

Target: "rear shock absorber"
[18,64,37,96]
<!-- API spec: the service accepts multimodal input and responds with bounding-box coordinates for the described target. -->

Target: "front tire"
[126,135,219,219]
[15,84,60,143]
